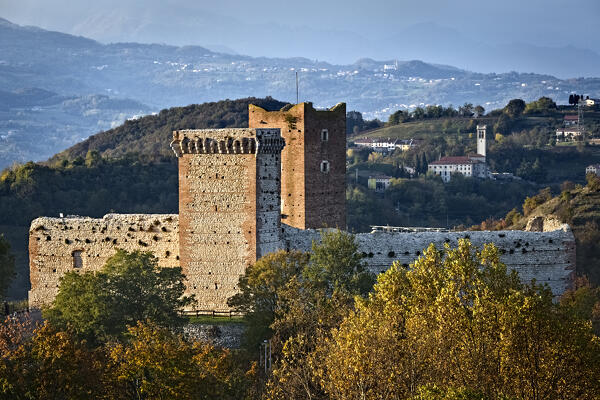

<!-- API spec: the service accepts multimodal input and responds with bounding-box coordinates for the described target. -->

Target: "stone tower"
[248,102,346,230]
[171,128,285,310]
[477,125,487,158]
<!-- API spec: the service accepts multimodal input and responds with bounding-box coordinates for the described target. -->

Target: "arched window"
[320,160,330,173]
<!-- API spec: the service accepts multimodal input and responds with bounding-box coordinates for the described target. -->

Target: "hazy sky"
[2,0,599,75]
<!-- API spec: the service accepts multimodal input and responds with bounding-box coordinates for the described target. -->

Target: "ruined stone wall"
[171,128,284,310]
[283,224,576,296]
[249,102,346,230]
[29,214,179,308]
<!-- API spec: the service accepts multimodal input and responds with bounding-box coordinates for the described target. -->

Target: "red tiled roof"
[430,156,481,165]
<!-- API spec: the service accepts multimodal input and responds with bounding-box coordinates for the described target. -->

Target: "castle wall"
[283,224,576,296]
[28,214,179,308]
[249,103,346,230]
[171,128,284,310]
[29,216,576,310]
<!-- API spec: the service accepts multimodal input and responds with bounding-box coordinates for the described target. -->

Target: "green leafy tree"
[388,110,407,125]
[0,235,15,300]
[304,230,374,297]
[524,97,557,114]
[227,250,310,351]
[44,249,194,343]
[504,98,526,118]
[493,113,511,135]
[267,231,375,399]
[473,105,485,117]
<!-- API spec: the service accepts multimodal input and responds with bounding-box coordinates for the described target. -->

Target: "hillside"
[351,106,600,185]
[49,97,288,163]
[2,17,600,168]
[494,176,600,284]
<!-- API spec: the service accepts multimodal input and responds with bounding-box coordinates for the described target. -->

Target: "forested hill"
[49,97,289,163]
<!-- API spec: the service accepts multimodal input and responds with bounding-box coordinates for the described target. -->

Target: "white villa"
[428,125,491,182]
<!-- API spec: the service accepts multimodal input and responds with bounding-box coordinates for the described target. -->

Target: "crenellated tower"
[170,128,285,310]
[249,102,346,230]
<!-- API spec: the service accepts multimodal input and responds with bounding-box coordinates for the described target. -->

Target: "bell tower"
[477,125,486,159]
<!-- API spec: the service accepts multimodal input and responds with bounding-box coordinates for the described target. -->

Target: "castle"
[28,103,576,310]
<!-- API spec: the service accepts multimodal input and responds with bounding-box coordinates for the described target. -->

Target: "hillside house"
[556,126,583,142]
[563,115,579,126]
[428,156,489,182]
[353,138,420,153]
[427,125,491,182]
[586,164,600,176]
[557,114,583,142]
[368,175,393,192]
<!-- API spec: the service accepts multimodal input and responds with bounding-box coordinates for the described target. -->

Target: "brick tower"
[248,102,346,230]
[171,128,285,310]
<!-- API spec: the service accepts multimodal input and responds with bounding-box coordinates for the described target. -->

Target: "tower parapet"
[172,128,285,310]
[249,102,346,230]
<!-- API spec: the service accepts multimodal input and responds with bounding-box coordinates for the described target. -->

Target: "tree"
[586,173,600,191]
[493,113,511,135]
[412,107,426,120]
[388,110,407,125]
[0,235,15,300]
[0,323,105,399]
[504,98,526,118]
[44,249,194,343]
[317,240,600,399]
[104,322,251,400]
[262,231,374,399]
[458,103,474,117]
[474,105,485,117]
[524,97,557,114]
[84,150,102,167]
[227,250,310,351]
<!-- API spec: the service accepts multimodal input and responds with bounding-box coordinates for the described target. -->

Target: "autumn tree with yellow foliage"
[317,240,600,399]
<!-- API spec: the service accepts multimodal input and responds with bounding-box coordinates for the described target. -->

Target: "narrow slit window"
[320,160,330,173]
[321,129,329,142]
[72,250,83,269]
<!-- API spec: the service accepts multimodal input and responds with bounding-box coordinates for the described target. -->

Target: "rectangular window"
[72,250,83,268]
[321,129,329,142]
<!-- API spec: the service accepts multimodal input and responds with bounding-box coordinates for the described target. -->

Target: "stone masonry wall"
[283,224,576,296]
[171,128,284,310]
[249,103,346,230]
[29,214,179,308]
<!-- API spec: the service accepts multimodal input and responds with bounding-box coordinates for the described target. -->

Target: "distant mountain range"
[1,17,600,169]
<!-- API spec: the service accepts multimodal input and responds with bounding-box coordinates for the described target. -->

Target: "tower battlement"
[173,128,285,309]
